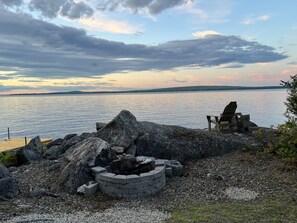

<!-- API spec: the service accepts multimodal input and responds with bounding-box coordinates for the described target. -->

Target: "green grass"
[167,198,297,223]
[0,151,18,167]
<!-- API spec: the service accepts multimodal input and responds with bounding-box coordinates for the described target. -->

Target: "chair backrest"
[219,101,237,122]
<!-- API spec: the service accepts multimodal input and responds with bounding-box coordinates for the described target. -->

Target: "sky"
[0,0,296,94]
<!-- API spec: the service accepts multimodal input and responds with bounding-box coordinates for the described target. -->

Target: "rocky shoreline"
[1,110,295,222]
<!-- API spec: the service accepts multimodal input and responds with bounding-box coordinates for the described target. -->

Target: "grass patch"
[167,198,297,223]
[0,151,18,167]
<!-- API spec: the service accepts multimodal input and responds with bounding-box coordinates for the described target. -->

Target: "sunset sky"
[0,0,296,94]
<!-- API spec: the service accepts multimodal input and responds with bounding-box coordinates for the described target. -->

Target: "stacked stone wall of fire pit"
[92,165,166,199]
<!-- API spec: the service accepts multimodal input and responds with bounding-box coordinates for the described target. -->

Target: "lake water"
[0,89,287,140]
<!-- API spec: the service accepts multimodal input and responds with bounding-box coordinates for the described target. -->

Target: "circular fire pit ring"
[92,162,166,199]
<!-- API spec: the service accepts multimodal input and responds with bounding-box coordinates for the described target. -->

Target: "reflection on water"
[0,89,287,140]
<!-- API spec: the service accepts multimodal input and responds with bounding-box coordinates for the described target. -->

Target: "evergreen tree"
[281,74,297,122]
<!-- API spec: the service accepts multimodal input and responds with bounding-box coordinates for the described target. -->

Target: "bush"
[274,122,297,161]
[266,75,297,162]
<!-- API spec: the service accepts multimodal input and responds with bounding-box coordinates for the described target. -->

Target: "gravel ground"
[1,150,297,222]
[5,206,171,223]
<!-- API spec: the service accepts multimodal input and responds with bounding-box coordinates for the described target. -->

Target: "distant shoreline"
[8,85,285,96]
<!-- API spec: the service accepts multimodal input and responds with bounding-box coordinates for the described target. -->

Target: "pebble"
[5,206,171,223]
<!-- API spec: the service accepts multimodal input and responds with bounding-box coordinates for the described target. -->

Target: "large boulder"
[96,110,140,149]
[0,164,19,198]
[135,121,258,162]
[17,136,43,164]
[52,137,116,194]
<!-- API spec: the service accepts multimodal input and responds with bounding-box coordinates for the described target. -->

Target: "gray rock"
[0,196,9,201]
[165,167,173,178]
[64,134,77,141]
[166,160,184,176]
[53,137,115,194]
[46,135,83,159]
[0,164,10,178]
[0,177,19,199]
[125,143,137,156]
[77,181,98,196]
[96,122,106,131]
[111,146,125,155]
[62,135,81,150]
[135,121,256,162]
[45,145,65,159]
[79,132,96,140]
[0,164,19,199]
[16,136,43,164]
[48,162,61,172]
[96,110,140,149]
[29,187,58,198]
[8,167,18,173]
[207,173,225,181]
[46,138,63,149]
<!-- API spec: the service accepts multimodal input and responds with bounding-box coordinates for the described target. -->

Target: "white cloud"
[178,0,233,24]
[77,13,141,35]
[96,0,186,15]
[192,30,221,38]
[241,14,271,25]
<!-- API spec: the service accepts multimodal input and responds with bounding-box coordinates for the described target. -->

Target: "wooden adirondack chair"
[207,101,238,131]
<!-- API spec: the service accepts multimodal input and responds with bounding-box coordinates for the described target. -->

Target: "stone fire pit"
[91,156,166,199]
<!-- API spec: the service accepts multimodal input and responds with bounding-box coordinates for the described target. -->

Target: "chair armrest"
[207,115,220,118]
[207,115,220,122]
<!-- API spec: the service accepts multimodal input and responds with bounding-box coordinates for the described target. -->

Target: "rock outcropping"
[93,110,259,163]
[49,110,260,194]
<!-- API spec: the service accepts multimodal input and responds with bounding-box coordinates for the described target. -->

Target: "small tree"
[271,75,297,162]
[281,74,297,122]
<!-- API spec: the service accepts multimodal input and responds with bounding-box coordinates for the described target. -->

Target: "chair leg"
[207,116,211,130]
[215,117,220,131]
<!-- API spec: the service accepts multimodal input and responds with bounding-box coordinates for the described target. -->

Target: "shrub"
[274,122,297,161]
[267,75,297,162]
[257,76,297,163]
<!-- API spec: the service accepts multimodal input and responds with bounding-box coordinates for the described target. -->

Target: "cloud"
[179,0,233,24]
[0,75,11,80]
[192,30,221,38]
[77,13,140,34]
[218,64,244,69]
[0,84,31,92]
[171,77,188,83]
[217,75,239,80]
[0,0,23,7]
[29,0,94,19]
[96,0,186,15]
[0,8,287,80]
[241,14,271,25]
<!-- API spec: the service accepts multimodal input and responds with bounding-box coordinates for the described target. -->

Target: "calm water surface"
[0,89,287,140]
